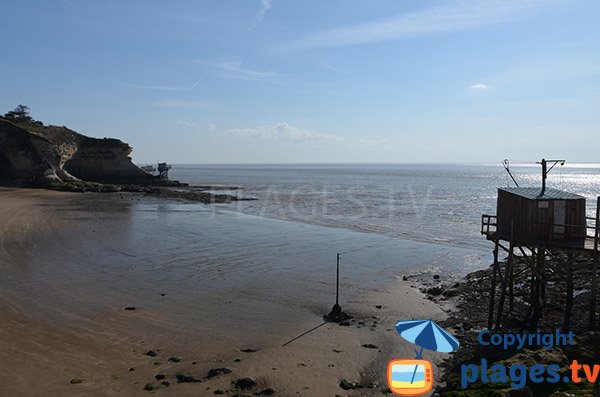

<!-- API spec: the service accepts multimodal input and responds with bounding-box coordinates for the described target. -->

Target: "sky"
[1,0,599,164]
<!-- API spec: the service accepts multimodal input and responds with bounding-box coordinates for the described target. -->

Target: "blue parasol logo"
[387,320,460,396]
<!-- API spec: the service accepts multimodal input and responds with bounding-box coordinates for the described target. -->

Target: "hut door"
[553,200,566,239]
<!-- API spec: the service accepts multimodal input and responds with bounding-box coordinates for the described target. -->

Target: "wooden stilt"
[591,199,600,331]
[591,254,598,331]
[495,253,513,330]
[532,248,544,327]
[495,220,514,330]
[508,243,514,312]
[488,240,500,330]
[564,251,574,332]
[541,248,547,306]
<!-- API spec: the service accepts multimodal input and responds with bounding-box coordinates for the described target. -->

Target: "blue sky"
[1,0,599,163]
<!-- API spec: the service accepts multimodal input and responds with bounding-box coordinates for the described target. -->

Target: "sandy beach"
[0,188,455,396]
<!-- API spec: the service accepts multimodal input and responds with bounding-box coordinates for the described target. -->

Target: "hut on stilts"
[481,159,600,332]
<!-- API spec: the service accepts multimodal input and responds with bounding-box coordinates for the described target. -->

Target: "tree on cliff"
[0,105,44,129]
[3,105,33,122]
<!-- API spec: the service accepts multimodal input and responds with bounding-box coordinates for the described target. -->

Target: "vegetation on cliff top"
[1,104,45,132]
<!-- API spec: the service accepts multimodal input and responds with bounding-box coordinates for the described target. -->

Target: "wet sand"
[0,188,461,396]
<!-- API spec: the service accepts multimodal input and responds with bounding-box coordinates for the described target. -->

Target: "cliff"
[0,118,153,186]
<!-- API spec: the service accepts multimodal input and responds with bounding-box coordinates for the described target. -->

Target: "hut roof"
[498,187,584,200]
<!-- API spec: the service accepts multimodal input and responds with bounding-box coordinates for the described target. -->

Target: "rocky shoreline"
[413,252,600,396]
[42,179,256,204]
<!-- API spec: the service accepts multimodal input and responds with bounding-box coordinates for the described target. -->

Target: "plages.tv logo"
[387,320,460,396]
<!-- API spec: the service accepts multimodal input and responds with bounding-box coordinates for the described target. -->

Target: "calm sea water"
[171,163,600,254]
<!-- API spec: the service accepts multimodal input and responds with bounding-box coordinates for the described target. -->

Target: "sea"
[171,163,600,256]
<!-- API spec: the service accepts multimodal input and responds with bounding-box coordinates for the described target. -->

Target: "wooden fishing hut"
[495,187,587,243]
[481,159,600,332]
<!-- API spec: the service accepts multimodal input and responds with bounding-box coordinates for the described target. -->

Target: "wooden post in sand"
[327,253,343,319]
[336,253,340,307]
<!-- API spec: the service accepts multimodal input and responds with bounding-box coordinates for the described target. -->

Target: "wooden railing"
[481,214,497,236]
[481,198,600,249]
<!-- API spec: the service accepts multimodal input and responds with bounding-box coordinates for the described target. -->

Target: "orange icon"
[387,358,434,396]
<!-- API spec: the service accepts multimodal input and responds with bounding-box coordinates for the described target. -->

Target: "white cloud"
[176,120,197,127]
[284,0,546,51]
[196,60,279,82]
[226,122,341,143]
[154,99,213,109]
[175,121,218,132]
[249,0,273,31]
[470,83,492,90]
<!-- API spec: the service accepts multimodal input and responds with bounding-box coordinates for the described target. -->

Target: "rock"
[154,374,165,380]
[374,305,382,309]
[442,289,460,298]
[507,387,533,397]
[339,379,361,390]
[124,306,136,310]
[143,383,156,391]
[361,343,378,349]
[128,367,135,372]
[402,276,408,281]
[433,274,441,280]
[161,381,170,387]
[207,367,232,378]
[256,388,275,395]
[241,348,257,353]
[234,377,257,389]
[324,305,353,323]
[145,350,157,357]
[427,286,444,296]
[0,119,155,185]
[176,374,202,383]
[69,378,84,384]
[214,390,225,395]
[168,357,181,362]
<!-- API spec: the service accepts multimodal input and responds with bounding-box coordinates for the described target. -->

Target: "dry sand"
[0,188,447,396]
